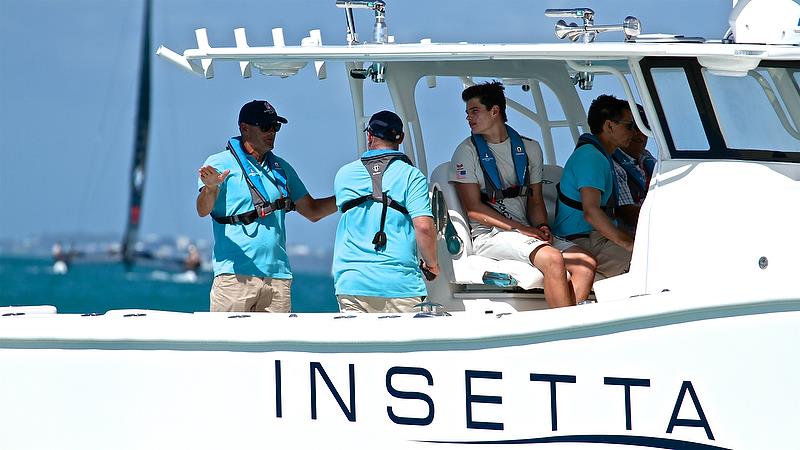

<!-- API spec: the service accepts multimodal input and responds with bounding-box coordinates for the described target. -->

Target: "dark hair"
[461,81,508,122]
[587,94,630,135]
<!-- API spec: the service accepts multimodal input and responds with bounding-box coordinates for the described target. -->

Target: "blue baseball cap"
[238,100,288,127]
[365,110,403,142]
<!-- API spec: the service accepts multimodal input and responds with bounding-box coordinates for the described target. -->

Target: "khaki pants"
[210,274,292,313]
[337,295,423,314]
[571,231,632,278]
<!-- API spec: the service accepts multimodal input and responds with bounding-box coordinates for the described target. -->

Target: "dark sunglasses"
[613,119,636,131]
[257,122,282,133]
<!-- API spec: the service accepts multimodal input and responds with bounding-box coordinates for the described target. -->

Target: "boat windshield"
[641,58,800,162]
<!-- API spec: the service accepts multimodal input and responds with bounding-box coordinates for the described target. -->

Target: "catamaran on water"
[2,0,800,448]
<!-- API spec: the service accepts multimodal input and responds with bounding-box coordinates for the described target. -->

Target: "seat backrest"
[541,164,564,225]
[429,162,473,258]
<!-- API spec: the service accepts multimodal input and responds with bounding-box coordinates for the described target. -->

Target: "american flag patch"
[455,162,466,179]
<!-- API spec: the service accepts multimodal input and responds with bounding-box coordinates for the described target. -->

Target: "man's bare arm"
[454,182,545,239]
[412,215,439,278]
[580,187,633,252]
[197,166,229,217]
[294,194,337,222]
[525,183,552,241]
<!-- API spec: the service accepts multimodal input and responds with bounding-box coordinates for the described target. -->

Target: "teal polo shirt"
[333,149,432,298]
[553,140,614,237]
[198,142,308,278]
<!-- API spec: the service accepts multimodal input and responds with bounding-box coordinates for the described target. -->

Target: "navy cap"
[238,100,288,127]
[365,110,403,142]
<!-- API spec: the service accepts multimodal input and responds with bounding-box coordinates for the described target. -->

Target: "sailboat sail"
[121,0,152,270]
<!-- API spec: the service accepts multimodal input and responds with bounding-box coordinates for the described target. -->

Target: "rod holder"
[336,0,388,45]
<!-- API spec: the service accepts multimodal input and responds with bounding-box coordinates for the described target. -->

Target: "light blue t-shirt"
[198,140,309,278]
[553,139,614,237]
[333,149,432,298]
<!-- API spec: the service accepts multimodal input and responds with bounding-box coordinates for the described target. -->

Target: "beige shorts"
[472,228,576,263]
[336,295,423,314]
[570,231,632,277]
[210,274,292,313]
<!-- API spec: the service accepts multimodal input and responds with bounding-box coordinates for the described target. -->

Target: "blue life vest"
[612,149,648,205]
[556,133,617,215]
[470,125,529,203]
[211,137,294,225]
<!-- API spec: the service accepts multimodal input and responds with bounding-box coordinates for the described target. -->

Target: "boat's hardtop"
[164,40,800,75]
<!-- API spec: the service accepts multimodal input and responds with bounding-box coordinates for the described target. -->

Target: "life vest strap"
[471,125,529,203]
[340,195,408,215]
[556,182,615,216]
[340,151,413,252]
[212,197,295,225]
[479,184,529,203]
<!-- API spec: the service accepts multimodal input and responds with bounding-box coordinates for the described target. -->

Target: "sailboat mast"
[121,0,152,270]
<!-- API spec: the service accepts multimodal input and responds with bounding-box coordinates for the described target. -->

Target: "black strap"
[556,182,615,216]
[212,197,294,225]
[564,233,590,240]
[372,193,390,251]
[479,185,530,203]
[341,196,408,215]
[556,182,584,211]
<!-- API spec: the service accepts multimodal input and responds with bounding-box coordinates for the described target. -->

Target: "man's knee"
[572,250,598,272]
[531,245,566,275]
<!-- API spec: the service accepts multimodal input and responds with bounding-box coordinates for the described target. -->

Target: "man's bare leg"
[531,245,574,308]
[562,246,597,302]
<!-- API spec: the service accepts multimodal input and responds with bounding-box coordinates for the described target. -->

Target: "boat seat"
[429,162,564,290]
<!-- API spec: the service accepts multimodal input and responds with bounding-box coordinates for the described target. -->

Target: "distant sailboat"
[121,0,152,271]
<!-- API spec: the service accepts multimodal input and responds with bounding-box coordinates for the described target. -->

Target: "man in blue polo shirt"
[197,100,336,312]
[332,110,439,313]
[553,94,635,277]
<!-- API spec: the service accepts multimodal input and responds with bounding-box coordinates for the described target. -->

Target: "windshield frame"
[640,56,800,162]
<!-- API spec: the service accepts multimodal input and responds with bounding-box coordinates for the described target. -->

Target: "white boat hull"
[1,293,796,449]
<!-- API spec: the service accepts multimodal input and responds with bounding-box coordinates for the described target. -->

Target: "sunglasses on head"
[256,122,281,133]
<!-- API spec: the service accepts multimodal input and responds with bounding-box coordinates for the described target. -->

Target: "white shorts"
[472,228,576,263]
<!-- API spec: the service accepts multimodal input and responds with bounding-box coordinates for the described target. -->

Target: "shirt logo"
[455,163,466,179]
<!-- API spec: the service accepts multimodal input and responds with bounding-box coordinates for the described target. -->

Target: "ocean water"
[0,256,338,314]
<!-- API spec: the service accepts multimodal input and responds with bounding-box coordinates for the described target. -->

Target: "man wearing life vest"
[332,110,439,313]
[553,94,635,278]
[197,100,337,312]
[612,104,657,233]
[450,82,596,308]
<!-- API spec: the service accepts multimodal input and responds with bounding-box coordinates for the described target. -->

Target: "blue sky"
[0,0,732,251]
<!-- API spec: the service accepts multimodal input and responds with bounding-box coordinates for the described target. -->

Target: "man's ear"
[602,119,613,135]
[396,132,405,145]
[491,105,500,118]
